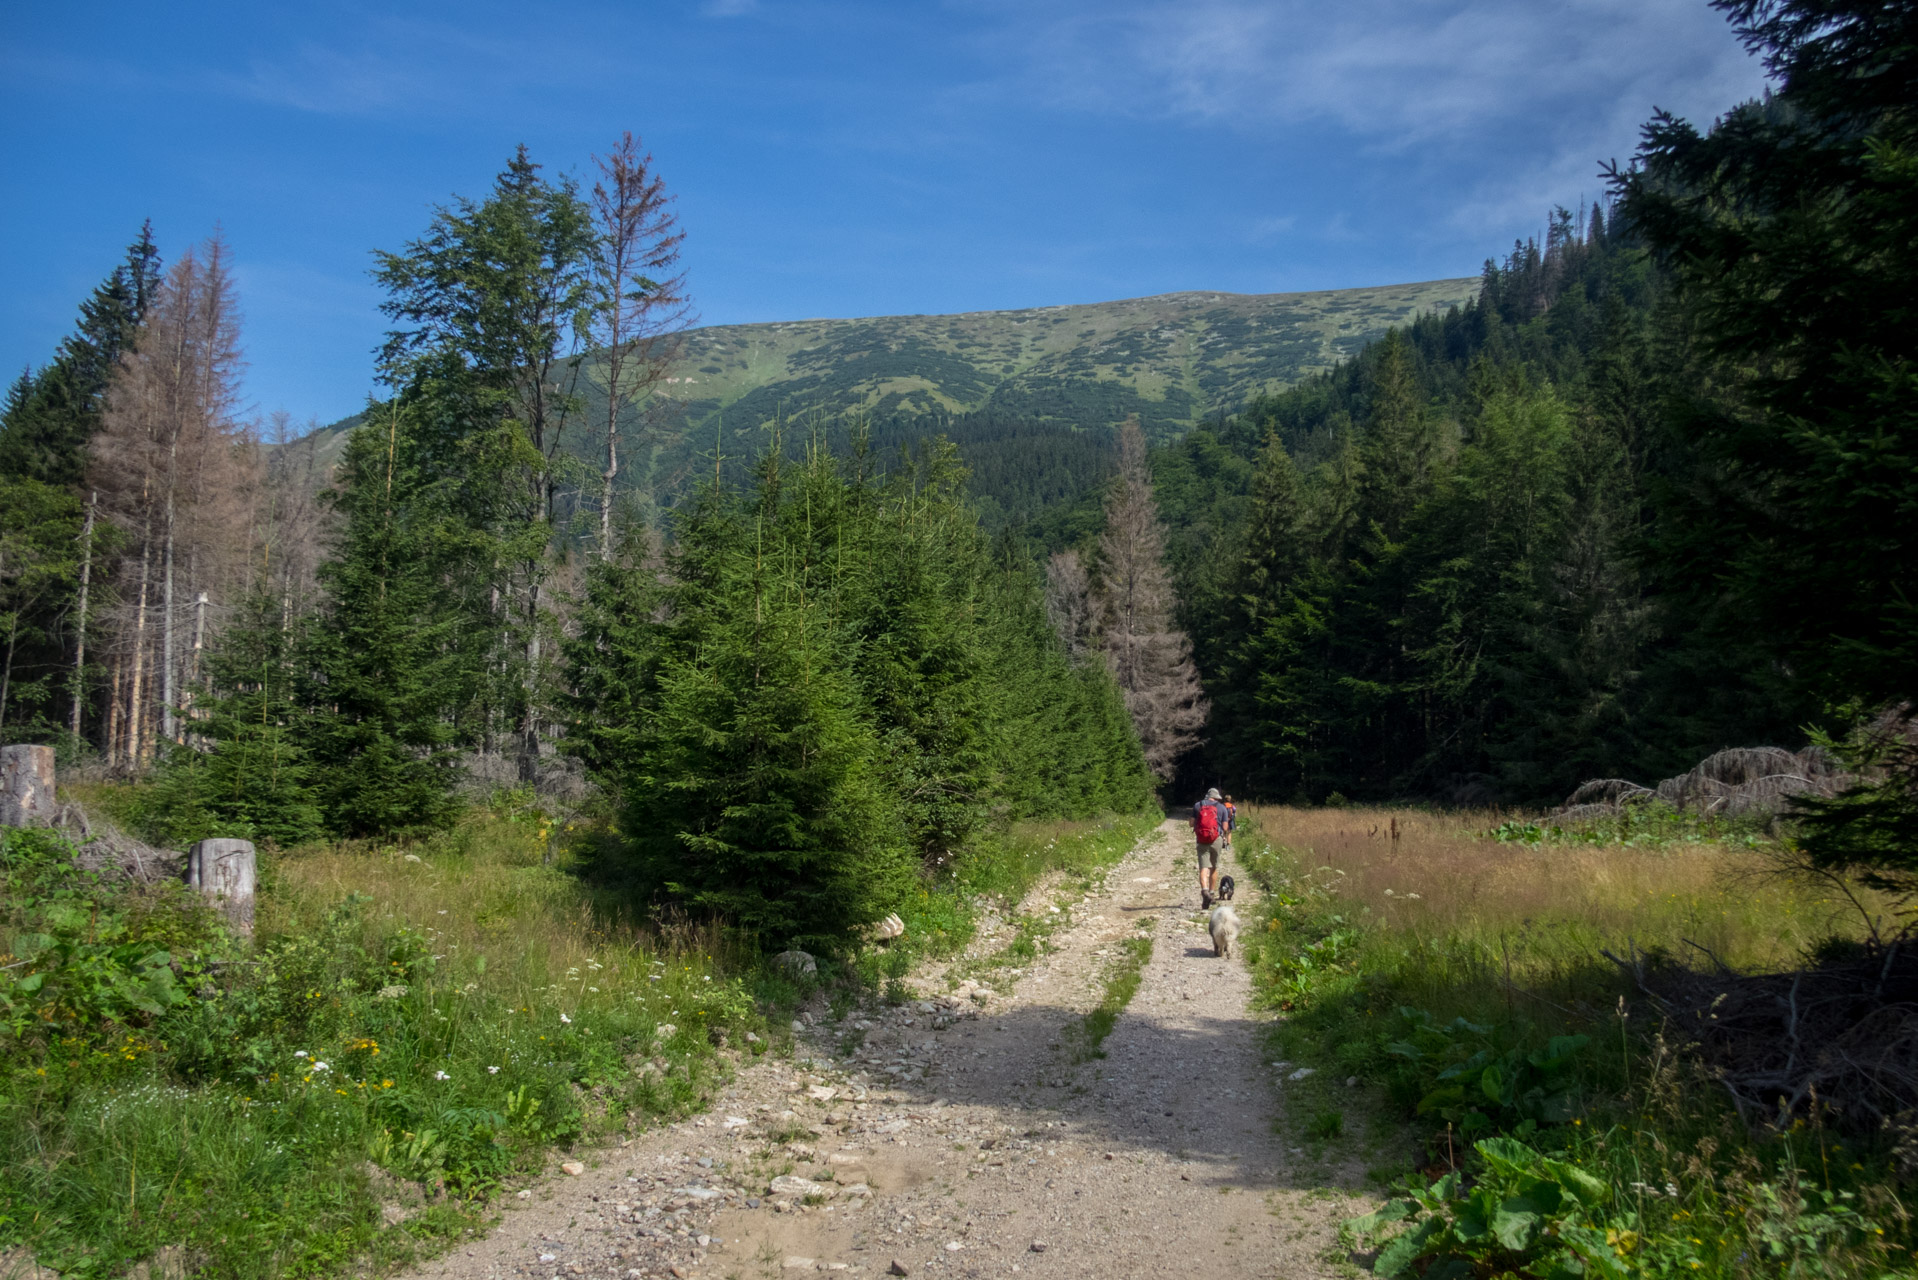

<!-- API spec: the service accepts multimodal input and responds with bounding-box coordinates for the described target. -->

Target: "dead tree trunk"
[69,490,97,739]
[0,744,58,828]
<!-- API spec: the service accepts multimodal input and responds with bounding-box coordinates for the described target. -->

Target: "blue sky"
[2,0,1769,427]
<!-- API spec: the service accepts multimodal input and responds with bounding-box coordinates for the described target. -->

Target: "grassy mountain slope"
[663,278,1478,438]
[304,278,1478,514]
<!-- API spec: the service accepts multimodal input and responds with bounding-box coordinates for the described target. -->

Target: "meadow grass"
[0,798,759,1280]
[1,789,1156,1280]
[1234,804,1915,1279]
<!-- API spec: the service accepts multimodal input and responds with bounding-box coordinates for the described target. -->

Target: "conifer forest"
[4,2,1918,1278]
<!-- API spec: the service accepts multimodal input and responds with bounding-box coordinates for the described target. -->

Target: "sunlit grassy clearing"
[1241,803,1880,987]
[1235,805,1911,1279]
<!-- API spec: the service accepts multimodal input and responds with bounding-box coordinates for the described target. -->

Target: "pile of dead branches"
[47,800,183,883]
[1555,745,1848,823]
[1608,940,1918,1133]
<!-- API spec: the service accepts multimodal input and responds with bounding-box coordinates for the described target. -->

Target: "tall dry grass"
[1242,804,1878,981]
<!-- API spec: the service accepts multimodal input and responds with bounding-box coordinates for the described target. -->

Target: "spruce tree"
[157,590,323,847]
[304,406,477,837]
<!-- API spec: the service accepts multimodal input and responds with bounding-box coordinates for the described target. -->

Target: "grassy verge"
[1070,926,1154,1063]
[1,788,1158,1280]
[1234,805,1915,1280]
[0,797,763,1280]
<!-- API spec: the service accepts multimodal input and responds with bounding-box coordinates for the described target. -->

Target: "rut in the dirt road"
[402,820,1368,1280]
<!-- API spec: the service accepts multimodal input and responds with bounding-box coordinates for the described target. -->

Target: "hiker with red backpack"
[1193,787,1230,908]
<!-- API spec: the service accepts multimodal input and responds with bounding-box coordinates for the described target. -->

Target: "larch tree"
[588,132,690,558]
[1095,417,1207,779]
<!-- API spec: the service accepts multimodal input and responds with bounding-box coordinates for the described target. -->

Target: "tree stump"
[0,744,58,828]
[186,838,257,933]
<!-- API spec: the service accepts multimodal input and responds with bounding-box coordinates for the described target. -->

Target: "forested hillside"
[295,277,1475,525]
[1134,0,1918,812]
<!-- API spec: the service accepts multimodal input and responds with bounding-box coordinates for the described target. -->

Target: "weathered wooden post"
[186,838,257,933]
[0,744,58,828]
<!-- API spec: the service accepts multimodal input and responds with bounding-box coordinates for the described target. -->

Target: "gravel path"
[404,820,1366,1280]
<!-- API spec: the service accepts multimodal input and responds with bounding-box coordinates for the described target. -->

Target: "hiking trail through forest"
[403,820,1367,1280]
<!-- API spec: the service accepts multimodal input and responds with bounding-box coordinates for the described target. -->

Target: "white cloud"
[1246,214,1297,243]
[986,0,1765,142]
[971,0,1770,244]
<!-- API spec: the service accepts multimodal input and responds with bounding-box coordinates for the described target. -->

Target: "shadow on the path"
[840,999,1350,1195]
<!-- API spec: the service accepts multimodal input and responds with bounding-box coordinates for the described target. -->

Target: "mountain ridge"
[301,276,1480,510]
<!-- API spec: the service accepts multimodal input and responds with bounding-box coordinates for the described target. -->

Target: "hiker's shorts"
[1196,840,1222,870]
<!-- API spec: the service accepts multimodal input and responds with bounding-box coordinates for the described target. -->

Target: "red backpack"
[1194,802,1221,843]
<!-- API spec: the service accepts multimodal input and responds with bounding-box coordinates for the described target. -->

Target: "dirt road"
[404,820,1365,1280]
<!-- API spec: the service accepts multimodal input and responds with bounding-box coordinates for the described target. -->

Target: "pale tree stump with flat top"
[186,838,257,933]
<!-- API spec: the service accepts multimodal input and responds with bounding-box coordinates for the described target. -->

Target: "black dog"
[1216,874,1235,902]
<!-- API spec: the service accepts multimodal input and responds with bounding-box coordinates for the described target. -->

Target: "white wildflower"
[294,1051,309,1058]
[488,1066,501,1074]
[560,1013,572,1024]
[434,1070,450,1081]
[311,1061,329,1072]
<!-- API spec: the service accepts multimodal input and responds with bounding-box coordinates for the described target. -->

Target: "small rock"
[807,1085,837,1101]
[746,1197,762,1208]
[943,1241,964,1252]
[655,1024,677,1040]
[1346,1075,1360,1088]
[561,1161,587,1176]
[792,1020,807,1033]
[516,1189,534,1199]
[539,1255,558,1263]
[1029,1241,1048,1253]
[783,1259,817,1271]
[839,1183,873,1198]
[776,949,818,976]
[1287,1067,1315,1082]
[887,1263,910,1278]
[769,1175,828,1198]
[724,1115,751,1128]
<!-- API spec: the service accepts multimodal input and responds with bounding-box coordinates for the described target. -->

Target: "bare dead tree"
[69,490,97,737]
[92,234,253,768]
[589,132,691,558]
[1045,548,1095,663]
[1095,417,1208,779]
[257,411,329,628]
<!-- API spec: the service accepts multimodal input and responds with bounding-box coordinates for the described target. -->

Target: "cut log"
[0,745,58,828]
[186,838,257,933]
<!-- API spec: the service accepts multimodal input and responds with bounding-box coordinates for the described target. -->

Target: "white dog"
[1208,904,1240,958]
